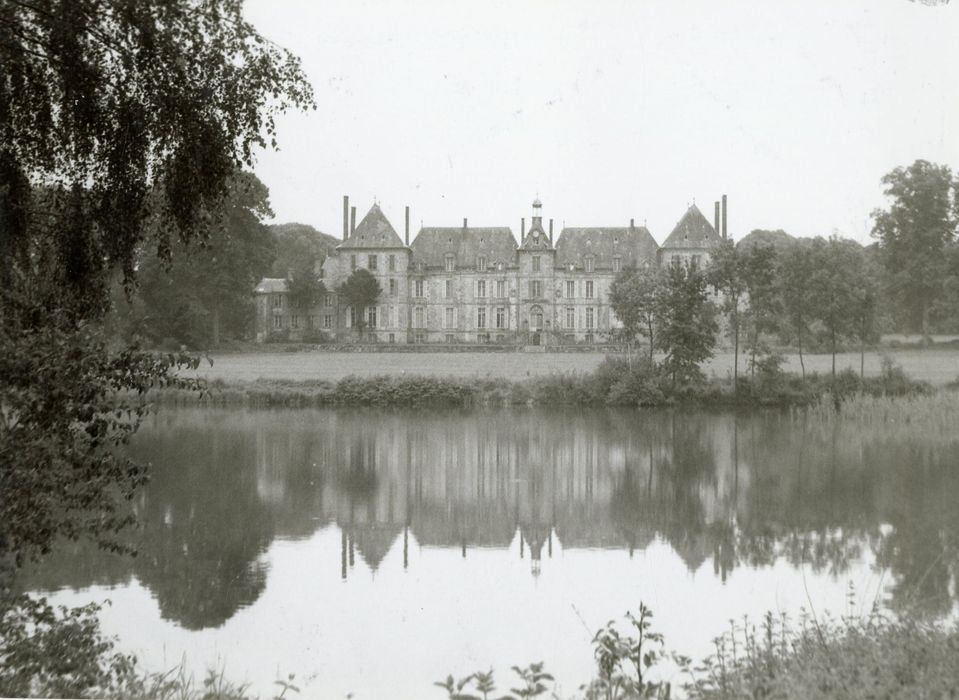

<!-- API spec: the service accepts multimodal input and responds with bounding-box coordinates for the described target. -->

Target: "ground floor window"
[496,334,505,343]
[566,307,575,329]
[478,333,490,343]
[414,331,426,344]
[389,333,395,343]
[445,307,454,329]
[495,307,505,329]
[273,315,283,329]
[324,315,332,329]
[445,333,455,344]
[367,306,377,329]
[414,306,424,329]
[477,307,486,329]
[585,307,594,330]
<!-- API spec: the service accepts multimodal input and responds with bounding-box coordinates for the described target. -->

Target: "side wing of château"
[254,196,727,345]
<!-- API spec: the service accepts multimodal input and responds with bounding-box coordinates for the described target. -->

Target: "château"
[254,196,727,345]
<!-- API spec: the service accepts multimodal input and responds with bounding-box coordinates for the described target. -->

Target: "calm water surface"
[19,407,959,699]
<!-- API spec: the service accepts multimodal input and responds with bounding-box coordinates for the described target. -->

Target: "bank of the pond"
[153,357,942,410]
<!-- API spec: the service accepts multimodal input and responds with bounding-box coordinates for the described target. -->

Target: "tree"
[285,260,327,312]
[739,243,781,380]
[777,243,816,378]
[871,160,956,334]
[338,269,382,340]
[609,266,661,364]
[136,171,276,348]
[850,252,882,379]
[0,0,313,568]
[707,240,747,384]
[809,237,861,378]
[269,223,339,279]
[654,261,718,386]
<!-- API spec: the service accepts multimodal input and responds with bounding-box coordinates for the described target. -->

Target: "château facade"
[254,196,726,345]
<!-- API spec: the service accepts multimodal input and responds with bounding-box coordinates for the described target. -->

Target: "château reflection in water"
[19,407,959,631]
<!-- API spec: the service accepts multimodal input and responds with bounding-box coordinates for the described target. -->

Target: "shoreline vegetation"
[6,597,957,700]
[152,355,954,411]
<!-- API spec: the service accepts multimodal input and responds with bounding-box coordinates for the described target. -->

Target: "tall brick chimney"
[350,206,356,235]
[721,194,727,240]
[463,217,468,229]
[630,218,635,231]
[714,201,720,237]
[549,219,554,245]
[405,206,410,246]
[343,195,349,240]
[521,217,525,243]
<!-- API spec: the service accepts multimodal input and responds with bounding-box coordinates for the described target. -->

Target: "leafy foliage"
[655,261,717,386]
[609,266,661,362]
[871,160,957,334]
[135,172,276,348]
[338,268,382,337]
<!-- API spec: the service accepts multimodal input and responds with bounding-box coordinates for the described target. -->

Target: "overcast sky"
[242,0,959,245]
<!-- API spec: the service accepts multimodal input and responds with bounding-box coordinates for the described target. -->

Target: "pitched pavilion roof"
[337,204,406,249]
[254,278,288,294]
[410,226,517,270]
[661,204,722,250]
[554,225,658,271]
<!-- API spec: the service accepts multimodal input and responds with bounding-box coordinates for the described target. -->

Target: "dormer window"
[445,254,455,272]
[584,256,594,273]
[477,255,487,272]
[613,256,622,273]
[497,261,504,271]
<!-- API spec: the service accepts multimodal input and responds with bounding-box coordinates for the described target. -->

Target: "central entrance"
[529,305,544,346]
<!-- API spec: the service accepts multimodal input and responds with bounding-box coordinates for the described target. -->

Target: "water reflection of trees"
[17,408,959,629]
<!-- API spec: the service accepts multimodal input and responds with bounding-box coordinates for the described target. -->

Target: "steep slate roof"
[410,226,517,270]
[254,278,288,294]
[338,204,406,249]
[554,225,658,270]
[661,204,722,250]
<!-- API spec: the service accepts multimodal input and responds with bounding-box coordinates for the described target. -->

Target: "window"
[273,315,283,329]
[324,295,333,307]
[347,307,355,328]
[389,254,396,271]
[477,280,486,298]
[445,307,454,329]
[414,279,424,298]
[414,331,426,344]
[445,333,455,344]
[585,256,594,273]
[323,315,332,329]
[585,280,594,299]
[389,278,397,296]
[477,307,486,329]
[566,307,575,329]
[477,255,487,271]
[496,334,505,343]
[272,295,282,308]
[445,254,455,272]
[414,306,424,328]
[532,255,541,272]
[496,280,506,298]
[530,280,542,298]
[445,279,453,298]
[308,315,316,329]
[495,307,505,329]
[389,333,395,343]
[692,254,701,267]
[613,257,622,272]
[351,254,357,270]
[368,254,377,271]
[586,307,594,330]
[290,315,300,329]
[367,306,377,328]
[565,280,575,298]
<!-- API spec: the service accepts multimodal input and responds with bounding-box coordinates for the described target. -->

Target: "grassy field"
[192,348,959,385]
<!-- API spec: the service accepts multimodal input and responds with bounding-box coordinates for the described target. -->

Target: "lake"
[18,407,959,699]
